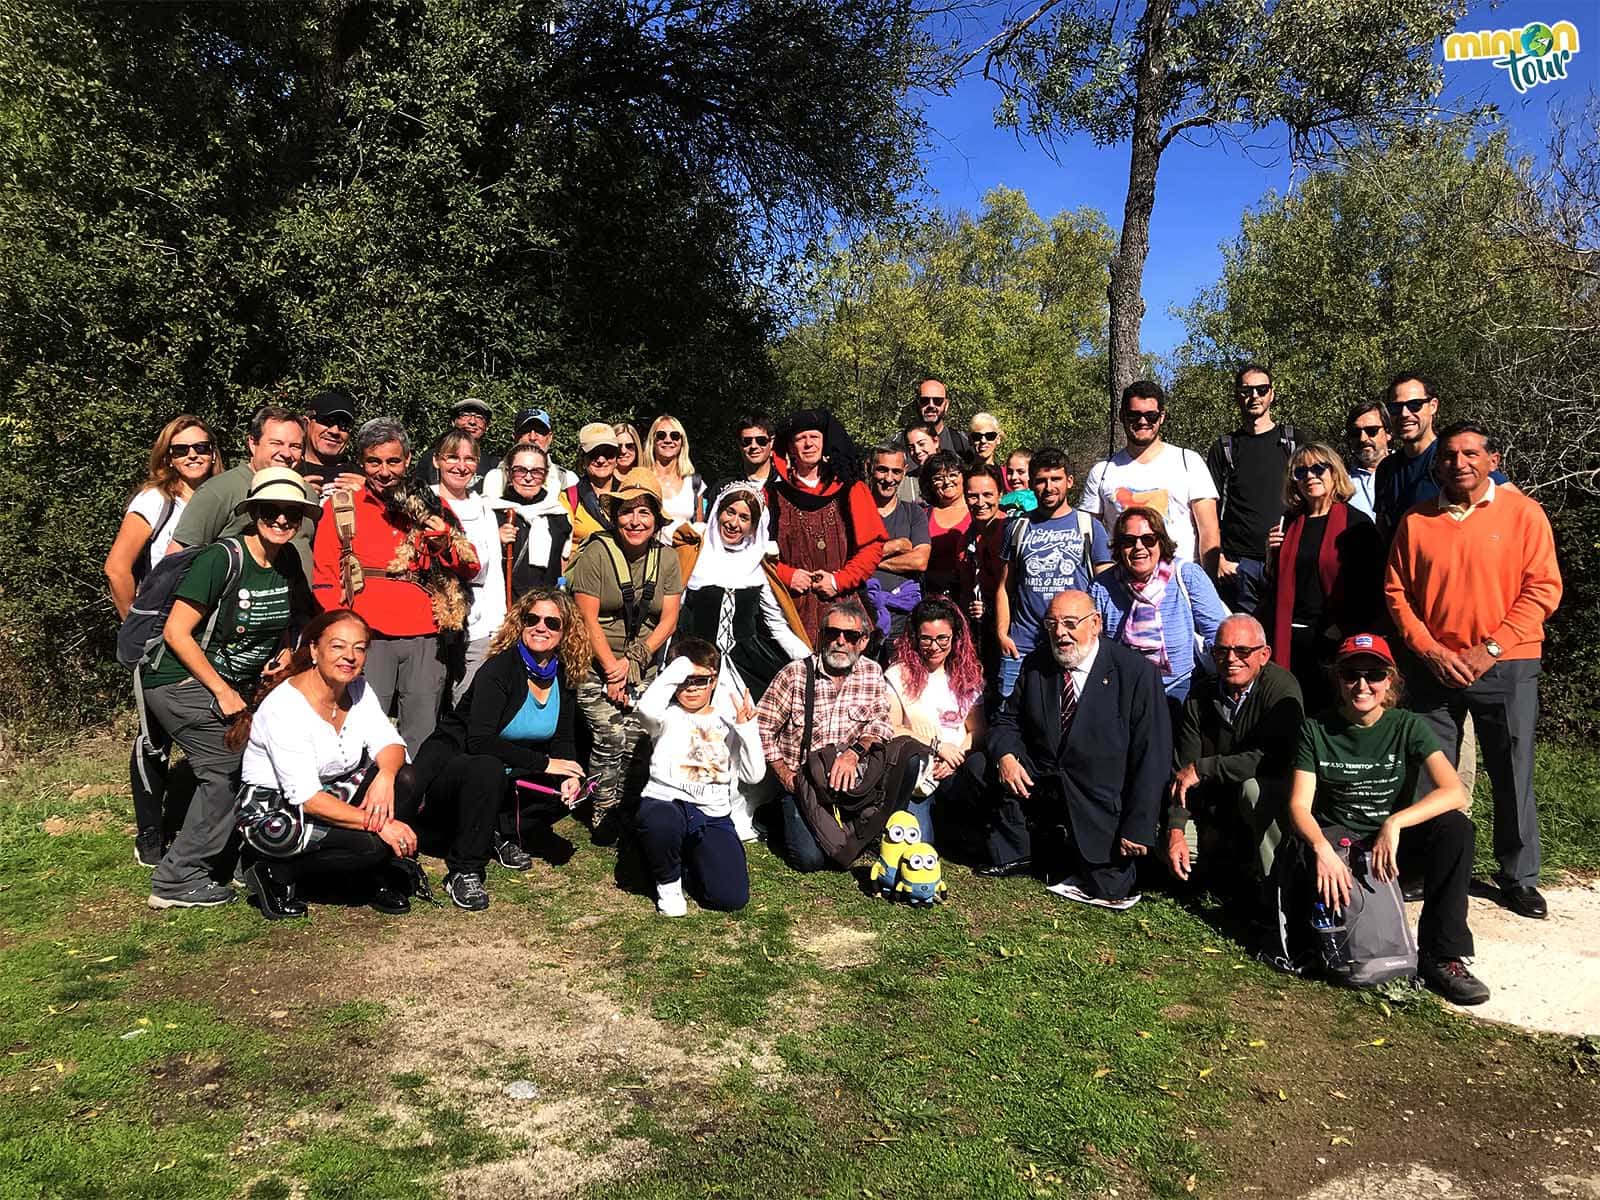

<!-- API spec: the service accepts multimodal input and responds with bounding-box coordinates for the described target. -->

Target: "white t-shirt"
[441,491,509,644]
[885,663,970,743]
[1079,443,1219,562]
[126,487,188,566]
[241,678,405,806]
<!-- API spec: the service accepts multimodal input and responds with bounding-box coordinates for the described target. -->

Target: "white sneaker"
[656,879,688,917]
[729,793,760,843]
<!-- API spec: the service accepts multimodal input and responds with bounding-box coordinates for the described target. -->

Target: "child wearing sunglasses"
[635,638,764,916]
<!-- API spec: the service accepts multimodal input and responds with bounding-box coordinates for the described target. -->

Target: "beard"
[1357,444,1382,468]
[822,646,859,672]
[1051,639,1090,670]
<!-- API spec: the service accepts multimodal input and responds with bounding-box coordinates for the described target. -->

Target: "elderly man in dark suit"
[983,588,1172,908]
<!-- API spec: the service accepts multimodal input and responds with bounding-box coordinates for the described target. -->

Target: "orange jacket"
[1383,485,1562,660]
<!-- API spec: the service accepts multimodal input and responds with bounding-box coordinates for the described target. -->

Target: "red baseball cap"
[1335,633,1395,667]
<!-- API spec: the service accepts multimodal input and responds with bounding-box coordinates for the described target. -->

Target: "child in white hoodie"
[635,637,766,916]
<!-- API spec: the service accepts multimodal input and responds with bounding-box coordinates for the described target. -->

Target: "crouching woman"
[235,608,424,919]
[1285,633,1487,1006]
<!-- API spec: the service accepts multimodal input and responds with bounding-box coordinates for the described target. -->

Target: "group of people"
[104,365,1563,1009]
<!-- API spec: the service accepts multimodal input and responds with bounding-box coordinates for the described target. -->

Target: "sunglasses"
[587,446,619,460]
[653,430,682,442]
[679,673,716,689]
[741,435,771,448]
[1122,409,1162,427]
[524,614,563,632]
[1338,665,1390,685]
[254,503,302,525]
[1387,398,1432,414]
[918,394,947,406]
[1213,644,1265,660]
[1115,533,1161,550]
[1349,423,1384,438]
[317,416,354,431]
[169,441,213,459]
[510,466,548,479]
[822,626,867,646]
[971,431,999,442]
[1293,462,1331,481]
[1236,383,1272,398]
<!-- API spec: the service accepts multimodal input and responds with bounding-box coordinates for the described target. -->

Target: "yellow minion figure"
[893,843,947,907]
[868,810,923,898]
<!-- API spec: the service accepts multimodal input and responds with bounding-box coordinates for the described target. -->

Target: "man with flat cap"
[419,396,494,490]
[979,588,1172,909]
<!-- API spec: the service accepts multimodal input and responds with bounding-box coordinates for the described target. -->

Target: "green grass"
[1,733,1596,1199]
[1469,741,1600,880]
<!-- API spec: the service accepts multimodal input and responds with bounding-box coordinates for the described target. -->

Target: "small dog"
[381,477,477,632]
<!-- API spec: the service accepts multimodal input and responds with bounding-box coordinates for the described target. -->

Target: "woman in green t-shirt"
[146,468,318,910]
[1287,633,1488,1006]
[569,469,683,844]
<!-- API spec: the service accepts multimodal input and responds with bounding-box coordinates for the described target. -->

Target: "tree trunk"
[1108,0,1173,405]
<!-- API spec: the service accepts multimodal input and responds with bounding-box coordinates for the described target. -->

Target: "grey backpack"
[1312,830,1418,988]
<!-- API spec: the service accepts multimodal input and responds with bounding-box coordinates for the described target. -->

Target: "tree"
[0,0,928,733]
[964,0,1466,403]
[773,187,1116,461]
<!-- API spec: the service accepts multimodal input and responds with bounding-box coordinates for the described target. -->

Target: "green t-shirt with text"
[1293,707,1439,836]
[143,543,296,690]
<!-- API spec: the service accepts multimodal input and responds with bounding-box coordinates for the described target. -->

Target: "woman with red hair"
[884,597,989,845]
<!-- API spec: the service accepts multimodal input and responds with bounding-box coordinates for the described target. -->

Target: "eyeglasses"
[971,431,999,443]
[1122,409,1162,427]
[587,446,619,460]
[1292,462,1331,481]
[741,435,771,448]
[1338,666,1390,685]
[1387,398,1433,414]
[1349,424,1384,439]
[524,614,564,632]
[932,470,961,483]
[510,466,548,479]
[254,503,302,525]
[1115,533,1161,550]
[678,674,716,689]
[169,441,213,459]
[1236,383,1272,398]
[916,633,953,649]
[1043,613,1098,633]
[1213,644,1265,660]
[821,625,867,646]
[653,430,682,442]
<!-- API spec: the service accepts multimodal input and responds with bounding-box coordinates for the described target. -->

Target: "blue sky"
[918,0,1597,358]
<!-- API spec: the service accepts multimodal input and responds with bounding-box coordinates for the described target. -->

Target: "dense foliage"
[0,0,928,734]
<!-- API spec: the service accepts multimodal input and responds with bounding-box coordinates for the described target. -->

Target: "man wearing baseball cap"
[419,396,493,490]
[298,389,366,498]
[482,407,577,497]
[1287,632,1488,1005]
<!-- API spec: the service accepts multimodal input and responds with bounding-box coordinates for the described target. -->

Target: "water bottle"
[1312,900,1352,977]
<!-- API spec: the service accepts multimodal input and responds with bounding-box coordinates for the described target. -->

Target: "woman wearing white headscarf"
[680,484,810,705]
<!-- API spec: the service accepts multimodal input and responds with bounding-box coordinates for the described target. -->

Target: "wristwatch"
[1484,639,1503,659]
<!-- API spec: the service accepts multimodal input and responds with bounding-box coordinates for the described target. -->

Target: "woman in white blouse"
[645,414,705,535]
[236,608,424,920]
[432,430,506,702]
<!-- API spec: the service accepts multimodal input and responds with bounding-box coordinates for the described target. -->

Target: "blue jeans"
[778,789,939,875]
[1217,556,1266,617]
[997,654,1022,700]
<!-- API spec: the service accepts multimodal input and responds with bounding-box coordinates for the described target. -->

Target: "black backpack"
[116,538,246,669]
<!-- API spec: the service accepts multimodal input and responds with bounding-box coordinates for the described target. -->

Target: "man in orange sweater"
[1384,422,1562,919]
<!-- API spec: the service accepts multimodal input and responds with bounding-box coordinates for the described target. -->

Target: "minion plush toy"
[869,810,923,898]
[894,843,947,907]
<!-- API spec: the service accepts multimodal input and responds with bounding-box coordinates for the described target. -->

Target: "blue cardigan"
[1090,561,1229,701]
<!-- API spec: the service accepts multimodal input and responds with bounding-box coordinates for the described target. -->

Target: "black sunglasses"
[317,416,354,431]
[1236,383,1272,397]
[918,394,947,406]
[254,503,302,524]
[1122,409,1162,427]
[1213,644,1265,660]
[1349,423,1384,438]
[1115,533,1160,549]
[740,435,771,448]
[1293,462,1331,481]
[1387,398,1433,414]
[524,614,563,632]
[971,431,1000,442]
[653,430,681,441]
[679,673,716,688]
[1338,665,1390,684]
[587,445,619,460]
[169,441,213,458]
[821,626,866,646]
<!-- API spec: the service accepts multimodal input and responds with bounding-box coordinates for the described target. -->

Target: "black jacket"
[424,645,577,773]
[508,509,572,598]
[1172,661,1304,824]
[989,640,1172,860]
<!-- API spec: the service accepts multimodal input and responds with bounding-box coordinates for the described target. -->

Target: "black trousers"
[1398,811,1475,960]
[403,741,505,876]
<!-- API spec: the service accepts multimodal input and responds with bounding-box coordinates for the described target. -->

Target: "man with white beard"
[979,590,1172,908]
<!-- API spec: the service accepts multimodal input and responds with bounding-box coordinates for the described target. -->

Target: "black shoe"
[444,871,490,912]
[974,857,1032,879]
[1401,879,1425,903]
[1420,955,1491,1006]
[370,882,411,915]
[244,862,306,921]
[493,835,535,872]
[1501,884,1548,919]
[134,829,164,869]
[590,812,621,848]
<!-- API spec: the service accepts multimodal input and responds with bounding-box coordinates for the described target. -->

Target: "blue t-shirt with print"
[1002,509,1111,652]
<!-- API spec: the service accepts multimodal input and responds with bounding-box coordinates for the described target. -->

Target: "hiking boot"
[134,829,164,869]
[444,871,490,912]
[148,881,236,910]
[243,862,306,921]
[656,879,688,917]
[1420,955,1491,1006]
[493,835,534,872]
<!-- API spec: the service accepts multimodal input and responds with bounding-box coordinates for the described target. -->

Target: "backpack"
[132,494,177,588]
[1218,424,1298,475]
[116,538,247,669]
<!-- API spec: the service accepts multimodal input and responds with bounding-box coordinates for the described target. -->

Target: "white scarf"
[485,485,567,568]
[687,483,773,592]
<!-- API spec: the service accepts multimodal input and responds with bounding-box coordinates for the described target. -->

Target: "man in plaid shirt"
[757,597,895,870]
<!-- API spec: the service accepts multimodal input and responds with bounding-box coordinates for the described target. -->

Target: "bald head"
[1218,614,1265,645]
[1213,613,1270,693]
[1045,589,1100,668]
